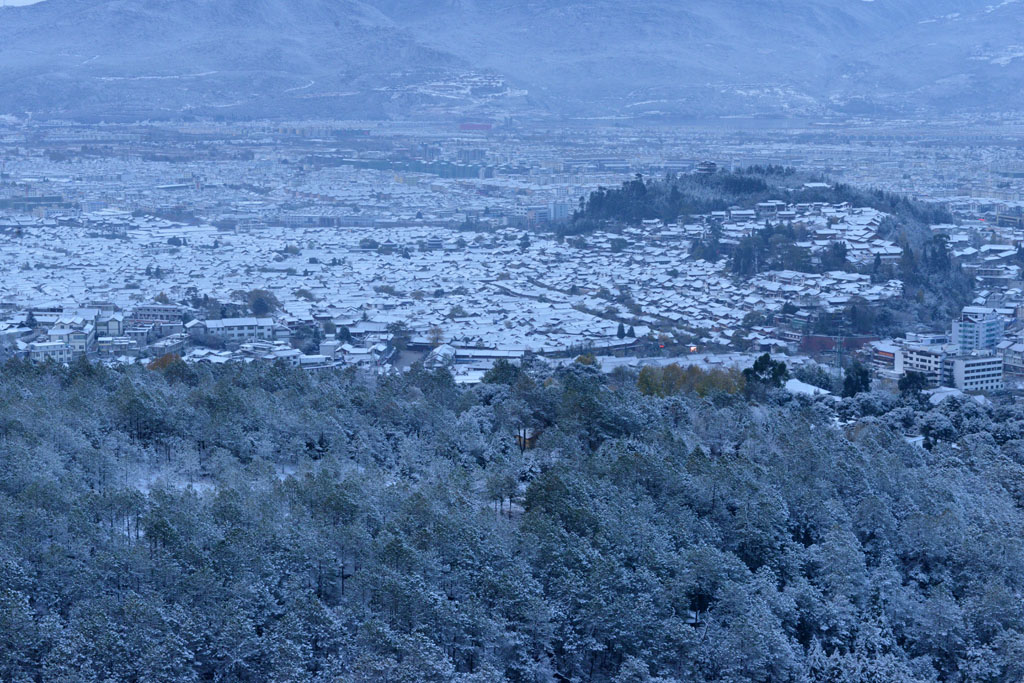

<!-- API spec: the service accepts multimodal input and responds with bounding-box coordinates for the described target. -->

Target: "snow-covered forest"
[3,357,1024,681]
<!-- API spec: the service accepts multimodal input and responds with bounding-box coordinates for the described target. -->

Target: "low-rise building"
[896,344,947,385]
[96,312,125,337]
[867,340,899,374]
[97,336,136,356]
[942,352,1004,392]
[132,303,183,323]
[999,340,1024,375]
[29,341,73,364]
[191,317,290,343]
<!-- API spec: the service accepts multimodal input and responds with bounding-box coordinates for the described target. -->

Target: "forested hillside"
[3,357,1024,681]
[569,169,953,230]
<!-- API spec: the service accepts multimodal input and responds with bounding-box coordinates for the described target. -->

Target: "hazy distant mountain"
[0,0,529,120]
[1,0,1022,120]
[365,0,1024,118]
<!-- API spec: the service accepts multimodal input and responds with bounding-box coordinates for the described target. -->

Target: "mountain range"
[1,0,1023,120]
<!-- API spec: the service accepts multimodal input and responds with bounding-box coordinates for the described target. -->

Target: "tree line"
[2,356,1024,680]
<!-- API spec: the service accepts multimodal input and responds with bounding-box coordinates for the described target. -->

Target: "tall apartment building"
[952,309,1003,354]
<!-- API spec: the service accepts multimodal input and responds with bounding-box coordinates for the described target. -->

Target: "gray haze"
[2,0,1023,120]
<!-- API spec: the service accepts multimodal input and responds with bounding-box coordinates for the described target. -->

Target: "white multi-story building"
[896,341,1005,392]
[896,344,946,385]
[132,303,183,323]
[942,352,1004,393]
[952,309,1003,354]
[190,317,290,343]
[47,325,92,358]
[29,341,74,364]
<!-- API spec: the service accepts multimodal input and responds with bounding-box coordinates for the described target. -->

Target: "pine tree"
[842,361,871,398]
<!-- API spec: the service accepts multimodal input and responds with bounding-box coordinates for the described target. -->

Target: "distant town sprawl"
[2,119,1024,394]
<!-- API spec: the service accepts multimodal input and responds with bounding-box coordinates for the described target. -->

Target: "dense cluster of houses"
[5,120,1024,392]
[0,197,915,376]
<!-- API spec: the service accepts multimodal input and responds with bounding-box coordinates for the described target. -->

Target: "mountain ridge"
[0,0,1022,120]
